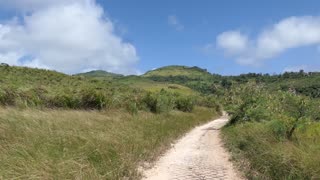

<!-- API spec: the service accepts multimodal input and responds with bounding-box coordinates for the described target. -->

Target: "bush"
[124,94,144,114]
[49,94,81,109]
[143,90,175,113]
[15,87,49,108]
[196,96,222,115]
[0,88,16,106]
[126,101,138,115]
[268,120,287,140]
[175,96,194,112]
[80,89,107,110]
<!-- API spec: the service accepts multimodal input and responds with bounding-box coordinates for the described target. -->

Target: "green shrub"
[0,88,16,106]
[196,96,222,115]
[14,87,49,108]
[175,96,194,112]
[268,120,287,140]
[126,101,138,115]
[143,90,175,113]
[49,94,81,109]
[80,89,107,110]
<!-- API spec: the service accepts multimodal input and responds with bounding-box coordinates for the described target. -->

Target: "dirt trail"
[142,114,243,180]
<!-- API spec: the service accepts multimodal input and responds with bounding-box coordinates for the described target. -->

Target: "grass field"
[0,107,219,179]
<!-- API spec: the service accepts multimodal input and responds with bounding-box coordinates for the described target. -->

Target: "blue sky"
[0,0,320,75]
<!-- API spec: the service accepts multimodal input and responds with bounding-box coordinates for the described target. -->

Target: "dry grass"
[0,107,218,179]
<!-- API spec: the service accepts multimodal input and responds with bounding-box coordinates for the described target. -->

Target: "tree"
[280,93,309,140]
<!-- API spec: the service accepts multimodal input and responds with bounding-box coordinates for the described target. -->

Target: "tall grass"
[0,107,219,179]
[222,120,320,179]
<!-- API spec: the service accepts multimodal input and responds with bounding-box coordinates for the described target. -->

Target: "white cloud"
[216,31,249,55]
[0,0,87,12]
[0,0,139,74]
[168,15,184,31]
[216,16,320,66]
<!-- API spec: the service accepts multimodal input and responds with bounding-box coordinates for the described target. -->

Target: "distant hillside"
[143,65,213,79]
[76,70,123,78]
[0,65,203,109]
[118,75,198,95]
[0,65,142,109]
[142,66,222,94]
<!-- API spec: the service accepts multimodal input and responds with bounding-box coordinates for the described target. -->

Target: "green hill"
[143,66,221,94]
[0,65,207,109]
[0,65,142,109]
[143,65,213,79]
[118,75,198,95]
[76,70,123,78]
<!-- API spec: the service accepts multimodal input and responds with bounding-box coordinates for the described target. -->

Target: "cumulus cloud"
[168,15,184,31]
[0,0,86,12]
[0,0,139,74]
[216,31,249,55]
[216,16,320,66]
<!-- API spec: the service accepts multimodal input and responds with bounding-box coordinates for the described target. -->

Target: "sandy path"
[142,114,243,180]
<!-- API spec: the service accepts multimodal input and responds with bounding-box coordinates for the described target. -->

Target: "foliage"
[219,81,320,179]
[0,66,216,113]
[222,121,320,179]
[3,64,320,179]
[175,96,195,112]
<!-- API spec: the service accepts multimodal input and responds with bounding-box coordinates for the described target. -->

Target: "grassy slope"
[75,70,124,80]
[0,107,219,179]
[0,66,127,96]
[0,65,221,179]
[72,66,202,95]
[143,65,213,79]
[118,76,198,95]
[142,65,220,94]
[0,66,148,110]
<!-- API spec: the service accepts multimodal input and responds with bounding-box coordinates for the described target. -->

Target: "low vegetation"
[221,83,320,179]
[0,107,219,179]
[1,64,320,179]
[0,65,221,179]
[0,66,214,112]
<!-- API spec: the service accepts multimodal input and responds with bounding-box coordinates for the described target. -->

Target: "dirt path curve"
[142,114,243,180]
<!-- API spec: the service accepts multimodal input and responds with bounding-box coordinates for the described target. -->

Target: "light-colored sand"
[142,114,244,180]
